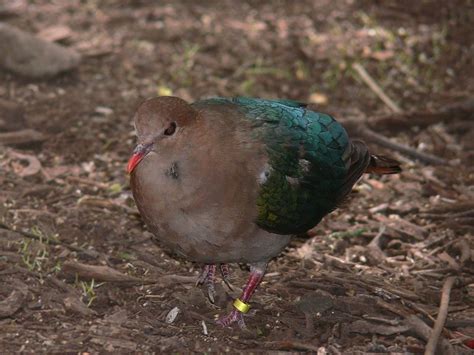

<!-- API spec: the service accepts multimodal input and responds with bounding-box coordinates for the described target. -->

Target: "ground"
[0,0,473,353]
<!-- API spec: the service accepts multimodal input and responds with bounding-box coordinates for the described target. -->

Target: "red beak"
[127,143,153,174]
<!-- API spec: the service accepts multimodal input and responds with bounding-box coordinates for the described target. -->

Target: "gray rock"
[0,22,80,78]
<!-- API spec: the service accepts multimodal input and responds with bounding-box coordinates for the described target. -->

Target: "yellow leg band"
[233,298,251,314]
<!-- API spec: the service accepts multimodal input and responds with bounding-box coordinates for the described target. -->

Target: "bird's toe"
[216,310,246,329]
[207,283,216,304]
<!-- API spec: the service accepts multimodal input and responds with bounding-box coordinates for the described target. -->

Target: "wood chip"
[63,296,96,316]
[165,307,180,324]
[62,261,143,283]
[0,287,27,318]
[0,129,46,146]
[348,319,410,335]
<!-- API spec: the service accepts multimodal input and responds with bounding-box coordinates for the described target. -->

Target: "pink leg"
[217,262,266,328]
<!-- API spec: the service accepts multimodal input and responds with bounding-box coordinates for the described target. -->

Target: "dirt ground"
[1,0,473,353]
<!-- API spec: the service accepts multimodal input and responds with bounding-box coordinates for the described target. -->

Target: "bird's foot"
[216,309,246,329]
[196,264,217,303]
[219,264,233,291]
[217,263,266,329]
[197,264,215,285]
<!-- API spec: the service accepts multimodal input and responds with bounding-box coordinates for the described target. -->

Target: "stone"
[0,23,81,78]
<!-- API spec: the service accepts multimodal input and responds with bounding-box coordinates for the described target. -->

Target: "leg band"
[233,298,251,314]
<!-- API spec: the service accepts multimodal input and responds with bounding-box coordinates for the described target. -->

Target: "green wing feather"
[198,97,352,234]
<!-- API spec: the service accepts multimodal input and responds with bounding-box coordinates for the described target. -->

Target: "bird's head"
[127,96,197,174]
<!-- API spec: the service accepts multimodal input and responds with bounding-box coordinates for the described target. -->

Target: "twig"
[445,319,474,328]
[352,62,402,113]
[340,119,449,166]
[77,195,139,215]
[290,273,419,301]
[367,225,386,262]
[405,315,455,355]
[62,261,143,283]
[0,221,99,258]
[66,176,109,189]
[369,98,474,130]
[0,129,47,145]
[62,260,197,285]
[358,126,449,165]
[262,340,320,352]
[425,276,457,355]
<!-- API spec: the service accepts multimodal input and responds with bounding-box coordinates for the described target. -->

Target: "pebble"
[0,23,81,78]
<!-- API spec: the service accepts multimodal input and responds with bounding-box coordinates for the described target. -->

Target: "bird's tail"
[365,155,402,175]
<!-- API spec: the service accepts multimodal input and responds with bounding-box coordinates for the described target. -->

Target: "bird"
[127,96,401,328]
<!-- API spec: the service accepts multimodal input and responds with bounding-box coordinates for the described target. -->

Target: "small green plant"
[237,58,291,96]
[295,60,310,80]
[118,251,134,261]
[238,78,256,96]
[171,42,200,86]
[323,59,348,89]
[107,182,123,196]
[17,227,61,275]
[18,238,48,273]
[329,228,367,239]
[80,279,99,307]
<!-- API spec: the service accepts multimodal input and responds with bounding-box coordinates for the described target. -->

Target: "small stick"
[0,129,46,145]
[340,119,449,166]
[0,221,99,258]
[367,225,386,262]
[405,315,455,355]
[63,260,196,285]
[63,260,143,283]
[425,276,457,355]
[352,63,402,113]
[358,126,449,165]
[262,340,321,352]
[66,176,109,189]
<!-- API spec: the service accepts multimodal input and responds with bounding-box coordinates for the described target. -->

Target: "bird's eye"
[164,122,177,136]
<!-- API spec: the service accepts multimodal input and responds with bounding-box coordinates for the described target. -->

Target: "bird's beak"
[127,143,153,174]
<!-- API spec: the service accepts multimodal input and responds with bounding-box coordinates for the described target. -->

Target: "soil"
[0,0,473,353]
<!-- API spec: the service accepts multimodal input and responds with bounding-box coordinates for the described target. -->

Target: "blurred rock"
[0,22,81,78]
[0,1,26,18]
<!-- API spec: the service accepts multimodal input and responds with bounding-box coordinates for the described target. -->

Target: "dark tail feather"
[365,155,402,175]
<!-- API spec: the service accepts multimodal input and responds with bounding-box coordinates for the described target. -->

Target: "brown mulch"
[0,0,473,353]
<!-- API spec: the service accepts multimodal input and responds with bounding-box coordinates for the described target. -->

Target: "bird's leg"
[219,263,233,290]
[196,264,217,303]
[217,262,266,329]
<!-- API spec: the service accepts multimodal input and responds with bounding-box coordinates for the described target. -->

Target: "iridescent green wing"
[198,97,352,234]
